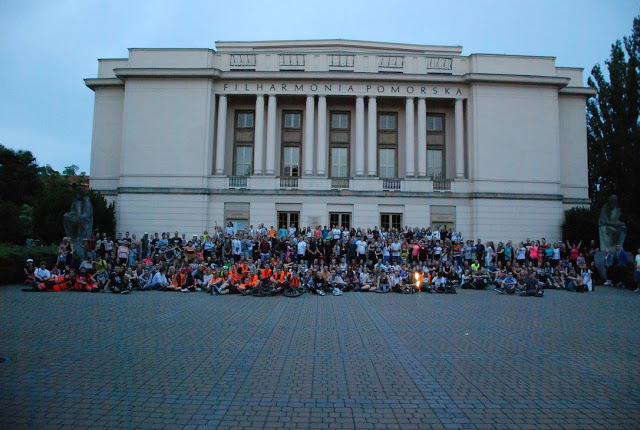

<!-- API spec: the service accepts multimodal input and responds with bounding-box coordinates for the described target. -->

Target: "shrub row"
[0,243,58,285]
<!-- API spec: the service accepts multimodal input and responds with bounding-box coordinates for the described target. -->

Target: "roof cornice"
[114,68,222,79]
[84,78,124,90]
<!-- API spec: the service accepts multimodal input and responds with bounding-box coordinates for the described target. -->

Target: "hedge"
[0,243,58,285]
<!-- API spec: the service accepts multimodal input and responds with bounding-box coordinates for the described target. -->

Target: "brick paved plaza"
[1,285,639,429]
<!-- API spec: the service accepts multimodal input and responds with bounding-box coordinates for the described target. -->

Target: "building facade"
[85,39,594,240]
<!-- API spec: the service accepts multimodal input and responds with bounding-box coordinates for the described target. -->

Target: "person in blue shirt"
[495,271,517,294]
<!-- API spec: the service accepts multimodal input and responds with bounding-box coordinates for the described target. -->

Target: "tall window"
[427,114,445,178]
[380,213,402,231]
[233,111,255,176]
[330,112,350,178]
[282,147,300,177]
[282,111,302,177]
[329,212,351,230]
[278,211,299,229]
[235,146,252,176]
[379,149,395,178]
[378,112,397,178]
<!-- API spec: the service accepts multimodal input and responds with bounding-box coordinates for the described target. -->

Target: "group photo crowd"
[23,224,640,298]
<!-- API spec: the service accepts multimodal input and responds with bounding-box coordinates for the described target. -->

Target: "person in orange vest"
[272,266,290,294]
[217,265,245,295]
[209,267,230,295]
[74,267,99,292]
[260,262,274,286]
[238,269,260,295]
[206,268,223,294]
[166,266,181,291]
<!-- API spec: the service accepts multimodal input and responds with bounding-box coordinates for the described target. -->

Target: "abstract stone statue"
[63,185,93,262]
[594,195,626,280]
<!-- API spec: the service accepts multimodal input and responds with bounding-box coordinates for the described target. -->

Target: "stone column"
[417,98,427,177]
[265,95,277,176]
[367,97,377,176]
[405,97,415,177]
[304,95,315,176]
[316,95,327,176]
[253,95,265,175]
[214,95,227,175]
[455,98,464,179]
[355,96,365,176]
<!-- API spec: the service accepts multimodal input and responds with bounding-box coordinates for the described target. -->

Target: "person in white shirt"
[297,239,307,262]
[580,264,593,292]
[148,267,169,290]
[332,226,341,240]
[356,238,367,261]
[34,262,51,283]
[433,272,448,293]
[390,240,401,264]
[232,236,242,261]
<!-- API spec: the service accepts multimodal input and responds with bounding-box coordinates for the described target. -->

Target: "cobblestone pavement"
[1,285,639,429]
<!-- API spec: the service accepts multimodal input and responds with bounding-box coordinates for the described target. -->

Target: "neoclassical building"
[85,39,593,240]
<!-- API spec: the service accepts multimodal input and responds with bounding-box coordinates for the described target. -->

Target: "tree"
[0,145,116,245]
[62,164,79,177]
[587,16,640,247]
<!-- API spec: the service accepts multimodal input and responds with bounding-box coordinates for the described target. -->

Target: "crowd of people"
[22,223,640,297]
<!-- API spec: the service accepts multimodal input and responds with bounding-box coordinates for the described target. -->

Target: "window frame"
[380,213,402,231]
[329,212,352,230]
[426,113,445,179]
[283,111,302,129]
[277,211,300,230]
[377,111,398,178]
[280,110,303,177]
[232,110,255,176]
[329,110,351,178]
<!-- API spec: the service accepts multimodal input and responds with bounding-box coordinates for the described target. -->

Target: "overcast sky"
[0,0,637,173]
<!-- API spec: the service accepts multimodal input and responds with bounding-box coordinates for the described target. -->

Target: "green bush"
[0,243,58,285]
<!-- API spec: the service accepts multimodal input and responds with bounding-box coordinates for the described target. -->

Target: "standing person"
[485,241,494,267]
[390,239,401,264]
[296,237,307,264]
[356,236,367,263]
[475,239,485,267]
[231,235,242,262]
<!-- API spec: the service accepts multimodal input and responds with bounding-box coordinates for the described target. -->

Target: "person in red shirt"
[74,268,99,292]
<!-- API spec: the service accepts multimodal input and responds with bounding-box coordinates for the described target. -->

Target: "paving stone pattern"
[1,285,639,429]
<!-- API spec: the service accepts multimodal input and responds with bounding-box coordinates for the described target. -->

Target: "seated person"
[375,269,391,293]
[520,273,544,297]
[566,268,587,292]
[148,266,170,290]
[238,269,260,295]
[495,272,517,294]
[209,268,230,294]
[79,256,95,274]
[105,265,131,294]
[23,259,36,287]
[74,267,99,292]
[359,269,377,292]
[472,268,490,290]
[327,269,346,295]
[459,269,474,289]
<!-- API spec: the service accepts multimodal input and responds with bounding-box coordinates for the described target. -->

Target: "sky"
[0,0,637,173]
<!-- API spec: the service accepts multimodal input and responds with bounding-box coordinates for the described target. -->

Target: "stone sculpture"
[63,185,93,262]
[595,195,626,280]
